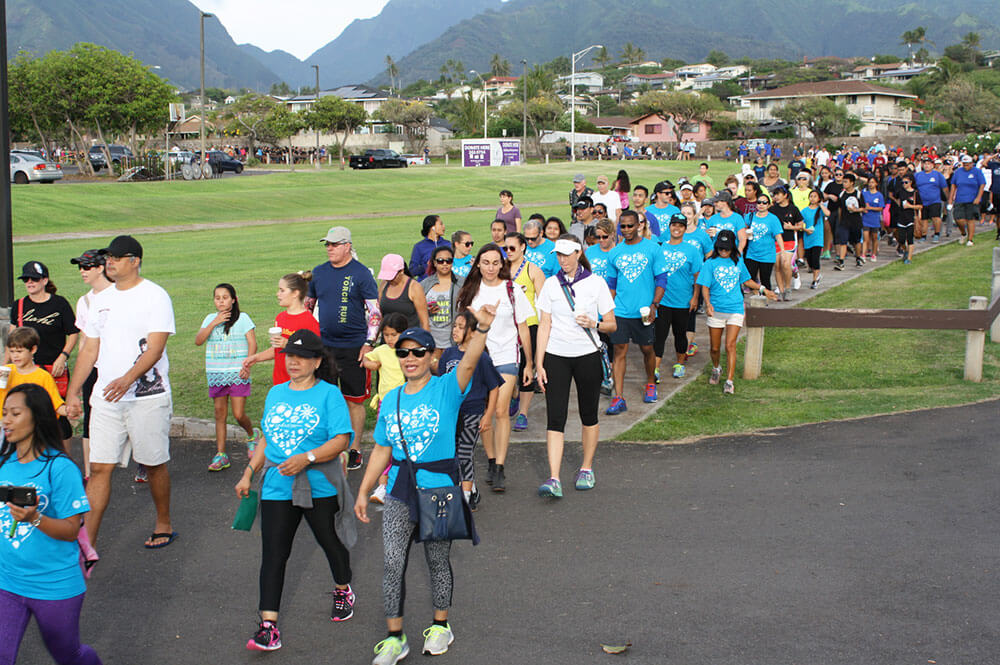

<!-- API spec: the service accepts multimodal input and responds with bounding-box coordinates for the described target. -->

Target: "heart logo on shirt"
[715,264,741,292]
[615,252,649,282]
[661,249,688,276]
[591,257,608,274]
[0,489,49,550]
[263,402,321,456]
[386,403,441,459]
[750,221,770,240]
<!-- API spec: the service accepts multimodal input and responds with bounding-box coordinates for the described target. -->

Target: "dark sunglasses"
[756,199,770,204]
[503,245,520,253]
[620,223,636,229]
[78,264,100,270]
[435,257,453,264]
[395,347,430,358]
[595,234,610,240]
[462,240,475,247]
[19,276,41,282]
[325,241,348,248]
[524,235,540,242]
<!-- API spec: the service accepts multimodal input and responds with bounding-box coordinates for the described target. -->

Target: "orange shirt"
[0,364,64,413]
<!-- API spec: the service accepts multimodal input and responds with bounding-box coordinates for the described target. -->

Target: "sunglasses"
[325,241,349,248]
[395,347,430,358]
[503,245,520,253]
[78,264,99,270]
[620,223,636,229]
[462,240,475,247]
[524,235,539,242]
[595,234,610,240]
[435,257,453,264]
[756,200,770,204]
[20,276,42,282]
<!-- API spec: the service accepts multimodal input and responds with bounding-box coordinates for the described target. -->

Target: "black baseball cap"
[396,327,436,351]
[653,180,674,194]
[70,249,105,267]
[714,230,737,251]
[668,213,688,227]
[19,261,48,281]
[284,329,325,358]
[99,235,143,259]
[574,196,594,209]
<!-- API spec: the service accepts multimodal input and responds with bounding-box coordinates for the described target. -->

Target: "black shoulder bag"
[557,280,612,383]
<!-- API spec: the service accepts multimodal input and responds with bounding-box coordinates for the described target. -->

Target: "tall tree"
[490,53,511,77]
[222,93,277,158]
[376,99,434,152]
[385,55,399,93]
[635,91,724,142]
[706,50,730,67]
[304,95,367,170]
[593,47,611,69]
[930,78,1000,132]
[772,98,863,141]
[260,106,305,170]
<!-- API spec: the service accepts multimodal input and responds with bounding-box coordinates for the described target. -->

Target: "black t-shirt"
[898,189,922,227]
[823,182,844,221]
[838,189,863,228]
[437,346,504,415]
[15,295,78,365]
[773,203,804,242]
[987,160,1000,193]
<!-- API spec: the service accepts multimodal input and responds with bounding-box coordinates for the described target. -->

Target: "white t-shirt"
[470,281,532,368]
[592,190,623,222]
[83,279,176,401]
[74,290,94,332]
[536,273,615,358]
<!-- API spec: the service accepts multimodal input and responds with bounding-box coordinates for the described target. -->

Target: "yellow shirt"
[512,260,539,327]
[791,187,812,211]
[0,365,64,413]
[364,344,404,409]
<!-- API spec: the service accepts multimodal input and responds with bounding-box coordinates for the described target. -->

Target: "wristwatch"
[306,451,316,464]
[30,515,42,528]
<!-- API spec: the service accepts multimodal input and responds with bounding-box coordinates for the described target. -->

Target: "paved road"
[17,399,1000,664]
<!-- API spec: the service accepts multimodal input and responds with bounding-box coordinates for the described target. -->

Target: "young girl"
[243,272,320,390]
[802,189,828,288]
[437,310,503,510]
[361,313,408,505]
[195,283,257,471]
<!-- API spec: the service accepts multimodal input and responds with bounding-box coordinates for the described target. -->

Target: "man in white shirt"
[591,175,622,222]
[67,235,177,549]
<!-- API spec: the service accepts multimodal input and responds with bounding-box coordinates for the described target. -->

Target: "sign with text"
[462,139,522,167]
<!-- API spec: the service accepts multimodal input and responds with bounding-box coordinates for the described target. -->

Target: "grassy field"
[622,240,1000,442]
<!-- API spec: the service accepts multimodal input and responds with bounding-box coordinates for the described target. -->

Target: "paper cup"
[639,306,651,324]
[268,327,283,348]
[0,366,9,389]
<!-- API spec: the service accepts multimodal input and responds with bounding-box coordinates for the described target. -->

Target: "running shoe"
[932,234,940,242]
[247,619,282,652]
[723,380,735,395]
[672,363,685,379]
[574,469,596,491]
[967,240,974,247]
[246,426,262,454]
[508,396,519,417]
[372,635,409,665]
[810,275,822,289]
[654,367,660,384]
[820,251,831,260]
[643,383,657,403]
[782,291,791,302]
[605,396,627,415]
[538,478,563,498]
[513,414,528,431]
[330,585,355,622]
[869,255,876,262]
[686,342,698,356]
[792,275,801,290]
[422,624,454,656]
[347,449,363,470]
[709,367,721,385]
[856,257,864,267]
[208,452,230,472]
[833,260,844,271]
[903,258,911,264]
[370,484,386,505]
[134,464,148,483]
[795,258,806,268]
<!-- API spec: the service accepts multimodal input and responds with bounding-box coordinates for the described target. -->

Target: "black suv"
[89,145,134,171]
[196,150,244,174]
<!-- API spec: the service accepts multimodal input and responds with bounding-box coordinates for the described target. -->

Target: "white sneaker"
[792,275,801,290]
[967,240,974,247]
[422,624,454,656]
[370,484,387,505]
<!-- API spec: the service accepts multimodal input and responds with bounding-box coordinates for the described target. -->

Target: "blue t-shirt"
[438,346,504,415]
[409,237,451,280]
[308,259,379,348]
[659,241,704,309]
[643,204,679,238]
[987,160,1000,193]
[697,257,752,315]
[679,228,714,258]
[452,255,473,278]
[260,381,355,500]
[801,206,826,248]
[952,167,986,204]
[707,212,747,235]
[913,170,946,205]
[0,454,89,600]
[745,213,784,263]
[860,191,884,228]
[524,238,555,273]
[585,245,616,285]
[375,373,471,492]
[606,238,668,319]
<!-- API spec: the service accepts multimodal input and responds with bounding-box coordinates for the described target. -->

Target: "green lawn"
[622,241,1000,442]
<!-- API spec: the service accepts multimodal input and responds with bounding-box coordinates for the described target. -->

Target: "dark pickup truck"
[349,149,408,170]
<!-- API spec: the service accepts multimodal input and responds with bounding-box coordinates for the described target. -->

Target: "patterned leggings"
[382,497,453,618]
[456,412,481,483]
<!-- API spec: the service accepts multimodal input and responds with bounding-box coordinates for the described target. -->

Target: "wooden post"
[965,296,987,382]
[743,295,767,380]
[445,153,449,166]
[992,248,1000,343]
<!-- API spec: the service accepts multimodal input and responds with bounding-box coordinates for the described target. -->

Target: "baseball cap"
[551,238,581,255]
[99,235,143,259]
[396,327,436,351]
[596,175,608,184]
[320,226,352,244]
[653,180,674,194]
[668,213,687,227]
[283,329,325,358]
[679,183,693,192]
[708,190,733,206]
[377,254,405,280]
[572,173,585,183]
[714,229,737,251]
[70,249,105,267]
[19,261,48,281]
[574,196,594,209]
[961,155,974,163]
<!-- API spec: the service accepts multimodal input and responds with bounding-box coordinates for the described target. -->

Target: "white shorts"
[707,312,745,328]
[89,393,172,466]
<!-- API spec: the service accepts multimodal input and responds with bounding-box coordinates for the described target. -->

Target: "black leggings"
[259,496,351,612]
[654,306,690,357]
[744,259,773,290]
[82,368,98,438]
[542,351,602,432]
[518,324,538,393]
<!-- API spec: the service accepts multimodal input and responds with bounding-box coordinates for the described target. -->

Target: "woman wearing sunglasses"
[356,308,495,664]
[743,193,783,294]
[423,246,461,361]
[450,231,475,278]
[504,232,546,433]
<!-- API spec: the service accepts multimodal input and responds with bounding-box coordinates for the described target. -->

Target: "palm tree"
[490,54,511,77]
[901,26,934,63]
[962,32,981,49]
[620,42,637,67]
[593,46,611,70]
[385,55,398,93]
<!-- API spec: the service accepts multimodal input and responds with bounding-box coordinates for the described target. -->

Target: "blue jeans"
[0,588,101,665]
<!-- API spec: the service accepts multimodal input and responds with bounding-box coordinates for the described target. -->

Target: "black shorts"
[992,191,1000,212]
[609,316,654,346]
[897,225,915,245]
[954,202,980,221]
[923,202,942,219]
[835,221,862,246]
[804,246,821,271]
[327,346,370,403]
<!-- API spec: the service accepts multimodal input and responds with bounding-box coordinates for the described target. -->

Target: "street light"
[570,44,602,162]
[200,11,214,168]
[312,64,320,168]
[469,70,487,139]
[521,59,527,163]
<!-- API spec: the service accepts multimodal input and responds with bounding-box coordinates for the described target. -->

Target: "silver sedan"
[10,153,63,184]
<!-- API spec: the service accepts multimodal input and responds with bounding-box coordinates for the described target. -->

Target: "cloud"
[192,0,390,60]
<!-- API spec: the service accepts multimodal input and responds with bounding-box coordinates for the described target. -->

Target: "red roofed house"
[631,112,711,142]
[485,76,519,95]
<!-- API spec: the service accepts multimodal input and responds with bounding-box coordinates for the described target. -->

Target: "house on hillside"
[875,66,932,85]
[485,76,519,95]
[622,73,673,89]
[556,72,605,93]
[631,112,711,142]
[587,116,634,139]
[690,66,749,90]
[985,50,999,67]
[674,63,717,80]
[279,84,391,115]
[734,80,916,136]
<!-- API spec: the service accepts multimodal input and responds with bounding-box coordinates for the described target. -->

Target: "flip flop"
[144,532,178,549]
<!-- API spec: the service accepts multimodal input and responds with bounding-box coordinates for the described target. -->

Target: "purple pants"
[0,588,102,665]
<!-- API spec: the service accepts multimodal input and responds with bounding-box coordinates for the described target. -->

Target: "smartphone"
[1,486,38,507]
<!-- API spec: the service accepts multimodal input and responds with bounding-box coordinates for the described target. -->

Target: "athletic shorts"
[991,191,1000,212]
[89,393,172,467]
[707,312,745,328]
[608,316,654,346]
[804,246,821,271]
[897,225,915,245]
[780,239,796,252]
[835,222,862,246]
[209,383,251,399]
[328,346,370,403]
[954,202,980,221]
[494,362,518,377]
[923,202,942,219]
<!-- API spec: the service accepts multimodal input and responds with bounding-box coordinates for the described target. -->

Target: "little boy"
[2,327,70,430]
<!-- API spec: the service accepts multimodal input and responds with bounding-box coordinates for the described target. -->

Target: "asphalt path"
[16,399,1000,664]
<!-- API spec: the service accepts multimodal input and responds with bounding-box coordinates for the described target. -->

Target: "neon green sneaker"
[372,635,409,665]
[422,624,454,655]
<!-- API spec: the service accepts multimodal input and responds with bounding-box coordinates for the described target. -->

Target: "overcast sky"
[192,0,391,60]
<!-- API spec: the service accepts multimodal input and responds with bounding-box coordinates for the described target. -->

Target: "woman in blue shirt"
[355,306,495,664]
[801,189,828,288]
[743,192,783,292]
[0,384,99,665]
[860,178,885,263]
[236,329,356,652]
[696,230,777,395]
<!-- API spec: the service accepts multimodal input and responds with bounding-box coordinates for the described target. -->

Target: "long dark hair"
[430,245,455,279]
[214,283,240,335]
[379,312,409,345]
[544,217,567,237]
[0,384,67,470]
[456,243,511,311]
[614,169,631,194]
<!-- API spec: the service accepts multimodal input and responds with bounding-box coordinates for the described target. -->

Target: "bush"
[950,132,1000,154]
[927,122,953,135]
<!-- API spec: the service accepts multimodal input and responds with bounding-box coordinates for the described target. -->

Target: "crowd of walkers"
[2,142,998,664]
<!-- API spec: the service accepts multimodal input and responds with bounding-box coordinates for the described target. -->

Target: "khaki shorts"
[707,312,745,328]
[89,393,172,466]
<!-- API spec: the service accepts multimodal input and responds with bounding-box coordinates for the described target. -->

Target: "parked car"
[195,150,244,174]
[10,153,62,184]
[11,148,45,160]
[89,144,134,171]
[401,154,428,166]
[349,149,407,169]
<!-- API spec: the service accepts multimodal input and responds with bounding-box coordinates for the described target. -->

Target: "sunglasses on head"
[395,347,430,358]
[435,257,453,264]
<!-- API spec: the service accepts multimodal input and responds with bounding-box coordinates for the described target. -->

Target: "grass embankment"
[623,241,1000,442]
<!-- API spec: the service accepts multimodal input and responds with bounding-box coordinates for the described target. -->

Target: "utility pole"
[0,0,13,338]
[469,70,487,138]
[200,11,213,170]
[313,65,320,168]
[571,44,602,163]
[521,59,527,163]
